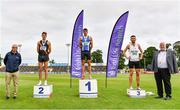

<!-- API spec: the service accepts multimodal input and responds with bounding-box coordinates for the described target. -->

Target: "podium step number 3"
[79,79,98,98]
[33,85,53,98]
[127,89,146,98]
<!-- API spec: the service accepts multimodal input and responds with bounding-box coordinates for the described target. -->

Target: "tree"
[173,41,180,67]
[91,49,103,63]
[166,43,171,49]
[118,54,126,69]
[49,59,56,65]
[143,46,158,69]
[0,54,3,66]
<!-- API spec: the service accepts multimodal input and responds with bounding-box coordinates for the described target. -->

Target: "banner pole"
[70,73,72,88]
[105,73,107,88]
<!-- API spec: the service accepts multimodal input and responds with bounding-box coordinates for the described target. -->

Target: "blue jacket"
[4,51,22,73]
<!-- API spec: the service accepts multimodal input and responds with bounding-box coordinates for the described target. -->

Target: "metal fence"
[0,66,107,74]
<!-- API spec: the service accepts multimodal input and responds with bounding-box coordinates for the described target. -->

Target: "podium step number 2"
[79,79,98,98]
[33,85,53,98]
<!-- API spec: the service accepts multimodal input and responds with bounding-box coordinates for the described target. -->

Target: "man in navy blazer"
[4,44,22,99]
[151,42,179,100]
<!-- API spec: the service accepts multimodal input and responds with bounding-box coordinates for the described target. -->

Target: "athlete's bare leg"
[44,61,48,81]
[129,68,134,89]
[38,62,43,85]
[81,60,85,80]
[87,60,92,79]
[136,69,141,89]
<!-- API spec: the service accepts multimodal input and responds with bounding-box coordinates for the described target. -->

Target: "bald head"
[159,42,166,51]
[12,44,18,48]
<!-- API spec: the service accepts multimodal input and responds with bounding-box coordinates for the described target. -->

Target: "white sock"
[130,86,133,89]
[37,80,42,85]
[44,80,48,85]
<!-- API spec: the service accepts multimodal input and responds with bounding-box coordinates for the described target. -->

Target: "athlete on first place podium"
[79,28,98,98]
[79,28,93,80]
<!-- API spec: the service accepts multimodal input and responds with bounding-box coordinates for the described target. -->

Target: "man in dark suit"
[151,42,179,100]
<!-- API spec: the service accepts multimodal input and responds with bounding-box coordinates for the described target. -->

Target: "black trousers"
[154,68,171,97]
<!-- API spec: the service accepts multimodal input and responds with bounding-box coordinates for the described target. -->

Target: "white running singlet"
[128,43,140,61]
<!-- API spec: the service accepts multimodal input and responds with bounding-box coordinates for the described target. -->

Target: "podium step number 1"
[79,79,98,98]
[33,85,53,98]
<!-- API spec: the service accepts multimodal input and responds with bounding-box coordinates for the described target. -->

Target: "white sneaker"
[44,80,48,86]
[37,81,42,85]
[129,87,133,90]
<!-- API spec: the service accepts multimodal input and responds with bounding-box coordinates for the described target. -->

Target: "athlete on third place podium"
[123,35,143,90]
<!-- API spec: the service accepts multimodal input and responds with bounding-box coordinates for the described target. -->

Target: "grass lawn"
[0,73,180,109]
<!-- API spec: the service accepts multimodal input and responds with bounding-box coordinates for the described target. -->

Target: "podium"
[33,85,53,98]
[127,89,146,98]
[79,79,98,98]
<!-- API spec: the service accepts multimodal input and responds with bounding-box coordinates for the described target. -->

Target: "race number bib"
[130,50,139,61]
[40,45,47,51]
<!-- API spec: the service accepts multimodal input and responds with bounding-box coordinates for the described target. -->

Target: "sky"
[0,0,180,65]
